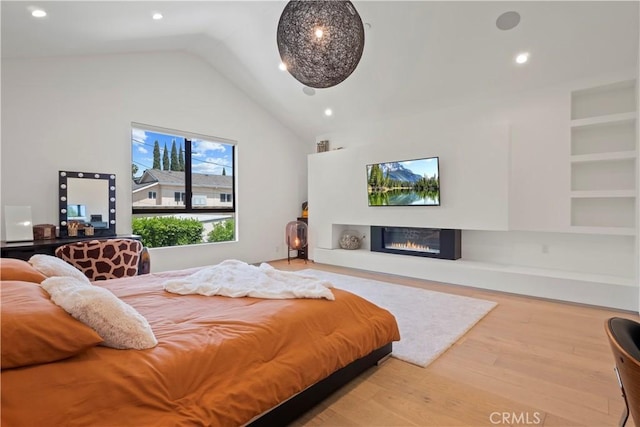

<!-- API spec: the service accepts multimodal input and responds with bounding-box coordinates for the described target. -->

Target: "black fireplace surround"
[370,226,461,260]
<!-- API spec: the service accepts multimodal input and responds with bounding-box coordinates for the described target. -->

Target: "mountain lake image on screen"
[366,157,440,206]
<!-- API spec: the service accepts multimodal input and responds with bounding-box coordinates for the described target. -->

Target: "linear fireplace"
[370,226,461,260]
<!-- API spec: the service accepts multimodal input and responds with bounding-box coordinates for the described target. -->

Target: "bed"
[0,259,400,426]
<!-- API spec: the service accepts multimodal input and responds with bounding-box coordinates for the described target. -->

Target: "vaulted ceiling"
[2,1,638,141]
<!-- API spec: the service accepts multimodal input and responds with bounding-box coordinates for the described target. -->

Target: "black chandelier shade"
[277,0,365,89]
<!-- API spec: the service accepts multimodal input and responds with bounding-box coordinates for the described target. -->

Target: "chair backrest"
[605,317,640,426]
[55,239,143,281]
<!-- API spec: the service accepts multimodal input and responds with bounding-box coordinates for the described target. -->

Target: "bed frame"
[247,343,393,426]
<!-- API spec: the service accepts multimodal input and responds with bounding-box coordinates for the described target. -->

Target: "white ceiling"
[2,1,638,141]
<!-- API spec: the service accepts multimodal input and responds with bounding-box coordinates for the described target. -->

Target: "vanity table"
[1,235,142,260]
[1,169,136,261]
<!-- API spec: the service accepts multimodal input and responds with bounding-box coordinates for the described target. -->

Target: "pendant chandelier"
[277,0,365,89]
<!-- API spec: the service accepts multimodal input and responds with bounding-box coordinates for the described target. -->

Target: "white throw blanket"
[163,260,335,300]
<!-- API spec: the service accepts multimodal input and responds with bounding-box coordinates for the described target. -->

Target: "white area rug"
[300,270,497,368]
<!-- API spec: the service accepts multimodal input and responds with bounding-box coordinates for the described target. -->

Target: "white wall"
[1,51,309,270]
[309,121,510,251]
[309,69,638,310]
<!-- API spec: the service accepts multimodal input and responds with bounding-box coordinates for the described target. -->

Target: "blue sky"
[399,157,439,178]
[131,128,233,178]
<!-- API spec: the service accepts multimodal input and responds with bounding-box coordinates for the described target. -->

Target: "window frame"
[132,123,236,216]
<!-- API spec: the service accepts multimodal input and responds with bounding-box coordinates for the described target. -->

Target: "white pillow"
[41,276,158,350]
[29,254,90,285]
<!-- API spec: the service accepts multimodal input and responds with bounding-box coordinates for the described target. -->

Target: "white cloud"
[193,139,225,153]
[132,128,148,144]
[207,156,231,166]
[137,146,148,154]
[193,163,220,174]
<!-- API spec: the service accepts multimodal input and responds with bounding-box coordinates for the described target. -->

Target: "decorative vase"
[339,230,363,250]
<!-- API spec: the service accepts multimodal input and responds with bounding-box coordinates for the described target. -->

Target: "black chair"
[605,317,640,427]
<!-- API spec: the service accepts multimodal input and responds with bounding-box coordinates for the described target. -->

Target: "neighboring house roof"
[136,169,232,190]
[132,181,157,193]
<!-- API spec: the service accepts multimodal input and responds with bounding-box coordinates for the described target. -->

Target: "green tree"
[162,143,170,170]
[207,219,235,242]
[153,141,161,169]
[132,216,204,248]
[170,140,180,171]
[179,143,185,172]
[222,168,226,176]
[368,164,384,188]
[132,164,138,178]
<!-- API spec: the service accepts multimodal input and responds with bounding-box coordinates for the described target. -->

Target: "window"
[174,192,186,204]
[131,124,236,247]
[193,195,207,206]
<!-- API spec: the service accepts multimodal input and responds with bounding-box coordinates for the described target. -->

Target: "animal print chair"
[55,238,147,281]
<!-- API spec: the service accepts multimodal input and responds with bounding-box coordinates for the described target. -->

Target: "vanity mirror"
[58,171,116,238]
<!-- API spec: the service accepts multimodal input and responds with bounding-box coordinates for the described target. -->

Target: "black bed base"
[246,343,393,427]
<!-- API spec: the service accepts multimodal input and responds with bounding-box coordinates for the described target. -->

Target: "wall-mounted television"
[366,156,440,206]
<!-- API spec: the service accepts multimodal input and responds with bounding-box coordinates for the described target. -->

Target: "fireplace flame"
[386,240,433,252]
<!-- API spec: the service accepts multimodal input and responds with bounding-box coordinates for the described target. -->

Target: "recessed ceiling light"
[152,12,163,20]
[515,52,529,64]
[278,62,287,71]
[31,8,47,18]
[324,108,333,117]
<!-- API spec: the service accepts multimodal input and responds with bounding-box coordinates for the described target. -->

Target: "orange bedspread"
[1,268,400,426]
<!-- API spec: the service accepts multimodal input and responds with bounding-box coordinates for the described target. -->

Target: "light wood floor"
[270,259,639,427]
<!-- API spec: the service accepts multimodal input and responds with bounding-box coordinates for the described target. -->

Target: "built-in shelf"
[571,159,635,192]
[571,151,636,163]
[571,197,635,228]
[571,79,637,120]
[572,118,636,156]
[315,248,635,287]
[570,112,636,129]
[313,247,638,310]
[569,79,637,234]
[570,190,636,198]
[568,226,636,236]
